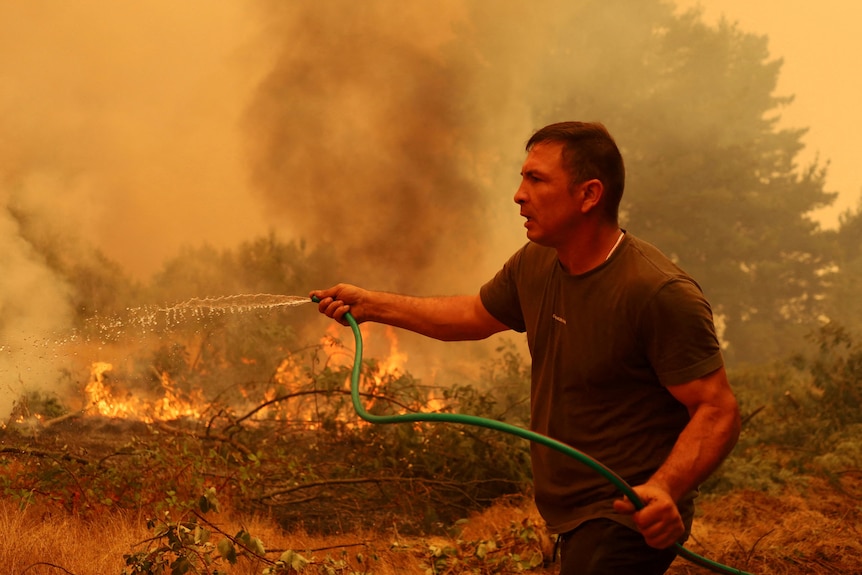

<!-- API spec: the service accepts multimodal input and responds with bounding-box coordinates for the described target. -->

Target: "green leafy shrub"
[704,322,862,494]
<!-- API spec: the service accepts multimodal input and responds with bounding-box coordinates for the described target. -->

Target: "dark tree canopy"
[456,1,838,364]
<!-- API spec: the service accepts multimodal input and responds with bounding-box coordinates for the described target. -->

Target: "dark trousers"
[558,519,678,575]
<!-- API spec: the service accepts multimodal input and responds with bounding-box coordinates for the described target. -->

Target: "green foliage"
[123,488,547,575]
[263,550,310,575]
[477,341,531,428]
[421,517,546,574]
[612,14,834,365]
[9,390,68,421]
[821,196,862,351]
[253,348,532,534]
[704,323,862,493]
[812,424,862,474]
[123,488,268,575]
[798,323,862,434]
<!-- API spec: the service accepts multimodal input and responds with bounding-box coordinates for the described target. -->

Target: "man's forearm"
[649,402,741,502]
[360,292,507,342]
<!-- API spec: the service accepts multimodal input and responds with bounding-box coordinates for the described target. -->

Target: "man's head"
[526,122,625,222]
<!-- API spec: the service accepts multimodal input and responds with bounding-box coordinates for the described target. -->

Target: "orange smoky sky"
[0,1,271,418]
[675,0,862,225]
[4,1,856,283]
[0,2,269,277]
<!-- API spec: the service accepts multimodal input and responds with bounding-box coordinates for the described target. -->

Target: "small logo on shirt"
[552,314,567,325]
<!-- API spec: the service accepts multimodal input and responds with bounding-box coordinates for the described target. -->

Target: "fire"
[370,326,408,386]
[319,322,356,369]
[317,324,446,414]
[263,355,316,425]
[151,370,208,420]
[367,328,449,420]
[85,361,125,417]
[84,361,206,422]
[317,323,408,387]
[78,323,440,427]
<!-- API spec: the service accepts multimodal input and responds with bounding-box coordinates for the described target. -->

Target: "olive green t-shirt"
[479,233,724,535]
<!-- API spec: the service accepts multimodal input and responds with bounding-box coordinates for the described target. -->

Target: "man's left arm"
[613,366,741,548]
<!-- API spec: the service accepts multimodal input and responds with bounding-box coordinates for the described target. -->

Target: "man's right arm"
[310,284,509,341]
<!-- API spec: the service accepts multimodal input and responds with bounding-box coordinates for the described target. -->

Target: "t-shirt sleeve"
[641,278,724,387]
[480,248,527,333]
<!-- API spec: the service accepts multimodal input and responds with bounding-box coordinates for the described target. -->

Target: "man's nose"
[514,183,527,204]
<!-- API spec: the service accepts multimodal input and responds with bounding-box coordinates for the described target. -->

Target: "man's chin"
[525,231,549,246]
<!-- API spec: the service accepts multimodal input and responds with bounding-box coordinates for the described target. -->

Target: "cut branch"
[257,475,522,503]
[0,446,89,465]
[155,422,252,456]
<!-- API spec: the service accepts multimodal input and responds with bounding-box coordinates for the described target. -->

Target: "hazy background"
[1,0,859,418]
[5,0,856,279]
[674,0,861,227]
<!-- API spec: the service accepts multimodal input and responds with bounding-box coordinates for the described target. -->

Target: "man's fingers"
[612,496,636,514]
[311,296,348,322]
[639,519,684,549]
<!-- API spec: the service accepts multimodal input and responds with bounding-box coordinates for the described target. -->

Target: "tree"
[459,0,837,364]
[618,11,836,364]
[820,193,862,330]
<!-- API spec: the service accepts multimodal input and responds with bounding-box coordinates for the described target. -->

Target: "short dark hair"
[526,122,625,220]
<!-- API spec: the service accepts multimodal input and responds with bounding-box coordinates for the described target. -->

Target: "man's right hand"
[310,284,368,325]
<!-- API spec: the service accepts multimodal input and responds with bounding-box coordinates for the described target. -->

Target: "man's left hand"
[612,483,685,549]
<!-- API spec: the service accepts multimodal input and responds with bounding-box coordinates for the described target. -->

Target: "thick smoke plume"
[244,2,523,294]
[0,205,75,419]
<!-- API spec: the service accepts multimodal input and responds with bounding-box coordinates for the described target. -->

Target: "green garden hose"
[314,297,752,574]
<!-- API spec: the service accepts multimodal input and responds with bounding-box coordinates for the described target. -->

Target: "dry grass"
[0,501,425,575]
[668,474,862,574]
[2,475,860,574]
[0,502,151,574]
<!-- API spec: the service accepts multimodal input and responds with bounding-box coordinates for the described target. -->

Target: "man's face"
[515,141,580,247]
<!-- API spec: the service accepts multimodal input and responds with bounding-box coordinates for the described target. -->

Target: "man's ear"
[579,179,604,214]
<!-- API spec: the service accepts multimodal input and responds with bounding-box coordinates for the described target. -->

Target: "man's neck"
[556,225,623,275]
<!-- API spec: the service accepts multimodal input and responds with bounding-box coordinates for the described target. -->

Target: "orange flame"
[84,361,206,422]
[372,326,408,385]
[78,324,442,427]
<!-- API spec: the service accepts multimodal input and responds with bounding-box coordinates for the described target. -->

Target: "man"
[311,121,741,575]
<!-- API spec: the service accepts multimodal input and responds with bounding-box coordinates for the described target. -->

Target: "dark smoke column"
[244,3,487,294]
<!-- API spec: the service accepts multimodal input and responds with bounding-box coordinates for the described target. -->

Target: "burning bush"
[1,333,532,536]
